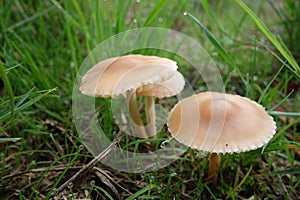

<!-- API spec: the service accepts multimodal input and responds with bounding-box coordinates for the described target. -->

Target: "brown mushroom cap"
[79,54,181,98]
[167,92,276,153]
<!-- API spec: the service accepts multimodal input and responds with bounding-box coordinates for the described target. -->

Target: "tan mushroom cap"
[79,54,182,98]
[167,92,276,153]
[137,71,185,98]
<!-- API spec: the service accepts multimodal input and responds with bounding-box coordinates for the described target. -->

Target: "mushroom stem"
[145,96,156,138]
[126,91,147,139]
[208,153,220,183]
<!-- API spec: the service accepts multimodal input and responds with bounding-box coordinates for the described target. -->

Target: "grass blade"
[0,87,57,121]
[115,0,132,32]
[258,65,284,104]
[5,6,54,32]
[0,61,15,119]
[91,185,115,200]
[256,168,300,176]
[201,0,228,35]
[269,111,300,118]
[184,11,248,88]
[143,0,167,27]
[15,87,36,108]
[0,138,22,143]
[184,12,236,69]
[125,184,157,200]
[234,0,300,74]
[258,41,300,80]
[165,0,188,28]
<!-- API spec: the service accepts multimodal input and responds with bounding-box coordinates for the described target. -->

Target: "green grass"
[1,0,300,199]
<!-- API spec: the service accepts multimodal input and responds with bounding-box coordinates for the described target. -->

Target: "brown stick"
[51,133,122,197]
[208,153,220,183]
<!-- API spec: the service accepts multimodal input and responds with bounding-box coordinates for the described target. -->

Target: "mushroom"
[137,70,185,139]
[79,54,183,140]
[167,91,276,182]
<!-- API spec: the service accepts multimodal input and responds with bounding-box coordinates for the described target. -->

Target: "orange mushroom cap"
[167,92,277,153]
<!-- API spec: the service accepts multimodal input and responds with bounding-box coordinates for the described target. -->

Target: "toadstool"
[79,54,183,140]
[137,70,185,139]
[167,91,276,182]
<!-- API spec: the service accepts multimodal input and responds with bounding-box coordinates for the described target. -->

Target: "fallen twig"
[51,132,122,197]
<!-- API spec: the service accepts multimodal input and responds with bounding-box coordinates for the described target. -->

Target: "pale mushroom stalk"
[208,153,220,183]
[125,91,148,138]
[145,96,156,138]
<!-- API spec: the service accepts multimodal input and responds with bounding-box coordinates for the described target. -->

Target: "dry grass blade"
[93,166,132,195]
[94,169,120,198]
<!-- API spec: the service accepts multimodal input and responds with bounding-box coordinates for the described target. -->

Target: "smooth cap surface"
[167,92,276,153]
[79,54,182,98]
